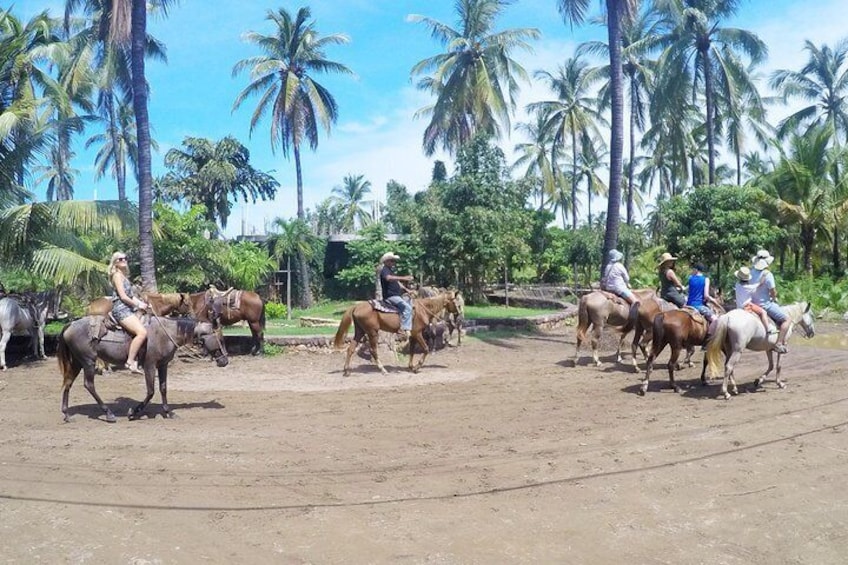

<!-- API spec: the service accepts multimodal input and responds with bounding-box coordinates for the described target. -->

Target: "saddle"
[208,286,241,310]
[369,299,400,314]
[599,290,629,307]
[681,306,707,328]
[87,312,151,343]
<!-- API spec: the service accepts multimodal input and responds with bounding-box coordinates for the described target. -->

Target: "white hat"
[380,252,400,263]
[751,249,774,271]
[608,249,624,263]
[734,266,752,281]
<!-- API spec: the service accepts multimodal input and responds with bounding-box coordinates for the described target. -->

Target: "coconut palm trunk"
[602,0,625,268]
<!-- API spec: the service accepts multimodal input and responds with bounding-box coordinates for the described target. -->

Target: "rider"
[733,265,772,338]
[749,249,790,354]
[109,251,148,373]
[601,249,638,306]
[657,252,686,307]
[685,263,721,323]
[379,252,414,340]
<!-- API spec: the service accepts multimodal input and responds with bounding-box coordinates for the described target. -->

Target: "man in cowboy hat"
[657,252,686,307]
[379,252,414,339]
[733,266,771,337]
[601,249,638,305]
[749,249,790,353]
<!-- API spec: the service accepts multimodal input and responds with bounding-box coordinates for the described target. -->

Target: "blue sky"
[22,0,848,238]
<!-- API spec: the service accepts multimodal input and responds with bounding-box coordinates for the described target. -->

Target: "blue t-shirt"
[686,273,706,307]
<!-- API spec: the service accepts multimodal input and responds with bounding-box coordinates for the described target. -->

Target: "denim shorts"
[763,302,788,324]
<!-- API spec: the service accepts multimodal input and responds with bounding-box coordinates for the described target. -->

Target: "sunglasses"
[116,257,127,261]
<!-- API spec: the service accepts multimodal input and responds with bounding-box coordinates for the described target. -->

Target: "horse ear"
[804,302,811,313]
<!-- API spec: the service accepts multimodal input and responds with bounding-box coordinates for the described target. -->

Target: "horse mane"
[172,316,197,341]
[782,301,809,322]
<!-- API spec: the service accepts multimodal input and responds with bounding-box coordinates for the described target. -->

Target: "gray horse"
[58,315,229,423]
[0,291,54,370]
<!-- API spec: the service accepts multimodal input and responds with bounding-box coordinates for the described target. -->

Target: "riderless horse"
[705,302,815,399]
[0,291,55,370]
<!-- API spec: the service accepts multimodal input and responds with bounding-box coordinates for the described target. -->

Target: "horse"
[629,296,677,370]
[418,286,465,346]
[86,293,187,317]
[58,315,229,423]
[573,288,655,367]
[640,303,726,395]
[333,290,461,376]
[182,289,265,355]
[0,291,54,370]
[705,302,815,400]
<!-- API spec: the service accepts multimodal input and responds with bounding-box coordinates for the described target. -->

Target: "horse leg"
[591,323,603,367]
[249,321,264,355]
[369,332,389,375]
[158,365,174,418]
[409,333,430,373]
[343,337,359,377]
[775,353,786,389]
[667,346,682,393]
[631,325,643,369]
[721,350,743,400]
[0,330,9,370]
[60,360,82,423]
[640,351,655,396]
[683,345,695,368]
[82,364,116,423]
[128,364,156,421]
[36,326,46,359]
[754,351,776,390]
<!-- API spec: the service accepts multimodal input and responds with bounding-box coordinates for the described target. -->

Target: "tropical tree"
[528,56,604,229]
[654,0,767,186]
[770,39,848,143]
[267,217,319,311]
[331,173,373,232]
[233,7,353,308]
[156,136,279,231]
[512,112,566,218]
[409,0,540,156]
[556,0,638,268]
[575,131,609,226]
[85,99,142,200]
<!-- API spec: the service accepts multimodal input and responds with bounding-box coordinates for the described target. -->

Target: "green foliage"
[223,241,276,290]
[261,342,285,356]
[660,185,781,274]
[264,301,288,319]
[779,276,848,320]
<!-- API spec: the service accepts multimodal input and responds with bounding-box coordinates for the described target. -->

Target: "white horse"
[0,292,53,370]
[705,302,815,399]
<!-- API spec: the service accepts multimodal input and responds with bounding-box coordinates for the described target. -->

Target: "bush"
[264,301,288,319]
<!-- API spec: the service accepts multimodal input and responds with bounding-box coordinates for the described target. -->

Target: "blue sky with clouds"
[22,0,848,237]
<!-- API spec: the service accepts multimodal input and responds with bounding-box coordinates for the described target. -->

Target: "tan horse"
[573,288,655,367]
[333,291,460,376]
[86,293,186,317]
[181,290,265,355]
[629,297,678,370]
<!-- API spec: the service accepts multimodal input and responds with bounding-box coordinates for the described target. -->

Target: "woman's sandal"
[125,362,144,374]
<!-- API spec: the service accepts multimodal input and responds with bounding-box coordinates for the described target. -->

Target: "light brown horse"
[640,303,726,395]
[573,288,655,367]
[86,293,186,317]
[333,291,460,376]
[629,296,677,370]
[182,290,265,355]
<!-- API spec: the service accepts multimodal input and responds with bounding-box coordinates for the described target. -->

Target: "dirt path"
[1,323,847,564]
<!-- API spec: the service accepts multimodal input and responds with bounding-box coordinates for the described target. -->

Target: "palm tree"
[233,7,352,308]
[578,5,663,224]
[654,0,767,186]
[331,174,373,232]
[770,39,848,143]
[576,131,609,226]
[557,0,638,267]
[267,217,317,313]
[528,56,604,229]
[409,0,540,156]
[512,112,566,219]
[85,99,142,200]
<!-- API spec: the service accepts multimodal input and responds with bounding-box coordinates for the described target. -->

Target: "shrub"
[264,301,288,319]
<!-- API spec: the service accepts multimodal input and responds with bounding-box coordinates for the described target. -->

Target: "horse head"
[797,302,816,338]
[194,321,229,366]
[204,294,225,329]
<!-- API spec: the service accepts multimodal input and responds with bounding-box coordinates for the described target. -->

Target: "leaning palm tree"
[529,56,605,230]
[556,0,638,267]
[233,7,352,308]
[770,38,848,144]
[331,174,373,233]
[409,0,540,156]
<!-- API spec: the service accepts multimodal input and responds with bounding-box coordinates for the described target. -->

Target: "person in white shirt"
[734,266,771,336]
[749,249,790,353]
[601,249,637,305]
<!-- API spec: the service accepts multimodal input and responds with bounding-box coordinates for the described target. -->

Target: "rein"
[149,314,209,361]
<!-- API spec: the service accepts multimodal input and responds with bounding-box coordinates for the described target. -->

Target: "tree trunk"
[106,92,127,201]
[292,145,312,306]
[571,121,578,230]
[702,46,716,186]
[627,73,636,225]
[602,0,624,272]
[132,0,157,292]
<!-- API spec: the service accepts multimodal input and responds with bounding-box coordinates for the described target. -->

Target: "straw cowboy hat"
[751,249,774,271]
[380,252,400,264]
[734,266,752,282]
[608,249,624,262]
[657,252,678,268]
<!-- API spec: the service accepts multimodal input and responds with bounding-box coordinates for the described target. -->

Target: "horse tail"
[706,314,728,378]
[620,301,640,335]
[576,295,590,343]
[651,312,666,356]
[259,296,266,330]
[56,322,74,381]
[333,305,355,349]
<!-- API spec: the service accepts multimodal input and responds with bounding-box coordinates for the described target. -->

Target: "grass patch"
[463,305,559,318]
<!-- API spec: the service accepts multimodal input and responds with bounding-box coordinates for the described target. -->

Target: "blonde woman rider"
[108,252,148,373]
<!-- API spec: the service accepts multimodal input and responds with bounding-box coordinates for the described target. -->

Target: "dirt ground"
[1,322,847,564]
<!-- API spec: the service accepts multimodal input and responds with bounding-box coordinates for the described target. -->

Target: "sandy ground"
[1,322,847,564]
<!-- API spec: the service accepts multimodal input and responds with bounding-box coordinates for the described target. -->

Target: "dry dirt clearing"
[1,323,847,564]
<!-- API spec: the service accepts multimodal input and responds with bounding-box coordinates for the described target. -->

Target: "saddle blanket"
[369,299,400,314]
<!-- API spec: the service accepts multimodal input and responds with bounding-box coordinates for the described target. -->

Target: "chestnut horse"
[86,293,187,317]
[573,288,655,367]
[333,291,460,376]
[640,303,725,395]
[629,296,677,370]
[182,290,265,355]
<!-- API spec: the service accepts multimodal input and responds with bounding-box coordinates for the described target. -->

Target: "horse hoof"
[777,382,787,389]
[105,413,117,423]
[638,387,646,396]
[673,386,683,394]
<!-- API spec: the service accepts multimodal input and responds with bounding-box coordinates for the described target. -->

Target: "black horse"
[58,315,228,423]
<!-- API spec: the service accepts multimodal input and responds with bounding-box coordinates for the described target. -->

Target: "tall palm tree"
[654,0,767,186]
[409,0,540,156]
[557,0,638,267]
[528,56,604,229]
[85,98,142,199]
[770,39,848,143]
[578,5,663,224]
[233,7,352,308]
[331,173,373,233]
[576,131,609,226]
[512,112,567,220]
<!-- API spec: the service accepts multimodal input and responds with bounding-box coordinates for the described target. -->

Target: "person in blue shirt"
[686,263,722,322]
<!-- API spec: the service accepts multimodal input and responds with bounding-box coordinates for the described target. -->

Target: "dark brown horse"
[629,296,677,370]
[333,291,460,376]
[58,315,228,422]
[181,290,265,354]
[573,288,655,367]
[640,304,726,395]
